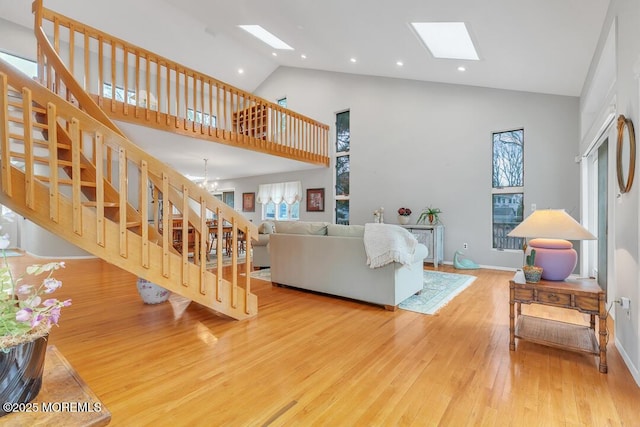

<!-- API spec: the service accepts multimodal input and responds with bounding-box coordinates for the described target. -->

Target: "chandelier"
[199,158,218,192]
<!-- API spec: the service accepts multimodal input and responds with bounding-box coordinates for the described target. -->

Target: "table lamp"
[507,209,596,281]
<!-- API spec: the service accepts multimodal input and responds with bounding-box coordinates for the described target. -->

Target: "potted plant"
[522,249,543,283]
[0,229,70,416]
[417,207,442,225]
[397,207,412,225]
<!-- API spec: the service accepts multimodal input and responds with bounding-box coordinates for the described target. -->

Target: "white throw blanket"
[364,223,418,268]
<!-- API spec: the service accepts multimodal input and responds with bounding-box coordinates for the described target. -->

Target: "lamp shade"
[507,209,596,240]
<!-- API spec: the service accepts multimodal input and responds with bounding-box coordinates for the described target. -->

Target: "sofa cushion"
[327,224,365,238]
[258,221,276,234]
[252,234,270,246]
[275,221,329,235]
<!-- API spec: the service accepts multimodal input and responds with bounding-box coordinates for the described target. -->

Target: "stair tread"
[35,176,97,187]
[9,133,71,150]
[7,116,47,129]
[10,152,83,168]
[7,100,46,114]
[82,201,119,208]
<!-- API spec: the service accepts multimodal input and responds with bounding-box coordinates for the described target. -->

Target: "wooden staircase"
[0,56,258,320]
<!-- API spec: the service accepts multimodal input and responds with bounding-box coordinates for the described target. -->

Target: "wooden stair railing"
[0,57,258,320]
[32,0,330,167]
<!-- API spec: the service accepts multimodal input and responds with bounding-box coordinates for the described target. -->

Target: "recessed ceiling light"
[457,66,466,71]
[350,57,357,63]
[300,54,307,59]
[411,22,479,60]
[272,52,277,57]
[238,25,294,50]
[238,68,244,74]
[396,61,404,67]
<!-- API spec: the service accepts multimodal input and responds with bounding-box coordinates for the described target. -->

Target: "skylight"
[410,22,479,60]
[238,25,294,50]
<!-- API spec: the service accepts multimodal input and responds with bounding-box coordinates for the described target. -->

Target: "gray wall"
[248,67,580,270]
[582,0,640,383]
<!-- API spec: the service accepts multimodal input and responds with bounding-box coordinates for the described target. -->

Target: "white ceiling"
[160,0,610,97]
[0,0,611,181]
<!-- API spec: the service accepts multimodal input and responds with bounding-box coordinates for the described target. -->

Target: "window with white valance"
[258,181,302,221]
[257,181,302,205]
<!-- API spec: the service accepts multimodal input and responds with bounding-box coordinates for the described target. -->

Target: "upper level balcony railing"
[32,0,330,167]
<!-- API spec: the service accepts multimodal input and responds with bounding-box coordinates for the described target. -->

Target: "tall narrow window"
[492,129,524,250]
[335,110,350,224]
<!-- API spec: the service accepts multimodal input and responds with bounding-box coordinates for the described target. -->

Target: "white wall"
[250,67,581,269]
[582,0,640,384]
[19,218,92,258]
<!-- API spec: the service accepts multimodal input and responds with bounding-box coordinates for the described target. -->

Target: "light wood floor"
[8,255,640,426]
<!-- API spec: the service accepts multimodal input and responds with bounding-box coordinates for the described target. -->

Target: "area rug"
[1,249,23,257]
[250,268,271,281]
[205,252,247,269]
[399,270,477,315]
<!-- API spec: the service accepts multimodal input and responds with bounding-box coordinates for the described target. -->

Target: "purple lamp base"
[529,238,577,281]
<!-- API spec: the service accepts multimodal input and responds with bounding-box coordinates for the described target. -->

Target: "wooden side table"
[2,345,111,426]
[401,224,444,267]
[509,278,608,373]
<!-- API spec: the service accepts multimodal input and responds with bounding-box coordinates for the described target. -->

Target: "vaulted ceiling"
[0,0,611,180]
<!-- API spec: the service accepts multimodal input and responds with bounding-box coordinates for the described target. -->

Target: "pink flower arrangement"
[0,225,71,350]
[397,207,412,216]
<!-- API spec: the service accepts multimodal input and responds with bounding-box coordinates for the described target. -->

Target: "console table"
[509,278,607,373]
[401,224,444,267]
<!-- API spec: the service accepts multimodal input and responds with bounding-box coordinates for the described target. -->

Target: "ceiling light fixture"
[272,52,277,57]
[411,22,479,60]
[350,57,357,63]
[238,25,294,50]
[238,68,244,74]
[200,158,209,189]
[199,159,218,192]
[396,61,404,67]
[300,54,307,59]
[457,66,466,71]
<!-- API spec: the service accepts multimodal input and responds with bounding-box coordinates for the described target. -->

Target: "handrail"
[32,0,330,166]
[0,55,258,319]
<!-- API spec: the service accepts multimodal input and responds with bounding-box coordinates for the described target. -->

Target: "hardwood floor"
[8,255,640,426]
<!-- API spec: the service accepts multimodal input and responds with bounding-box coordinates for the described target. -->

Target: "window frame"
[335,110,350,225]
[491,128,525,251]
[262,200,300,221]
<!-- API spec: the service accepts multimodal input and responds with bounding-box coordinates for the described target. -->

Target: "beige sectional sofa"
[264,221,428,309]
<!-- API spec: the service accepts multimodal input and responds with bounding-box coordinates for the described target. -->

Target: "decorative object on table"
[616,114,636,194]
[522,249,543,283]
[397,207,412,225]
[373,207,385,223]
[507,209,596,281]
[136,278,171,304]
[417,206,442,225]
[0,229,70,416]
[513,269,526,284]
[306,188,325,212]
[453,250,479,270]
[399,270,476,315]
[242,192,255,212]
